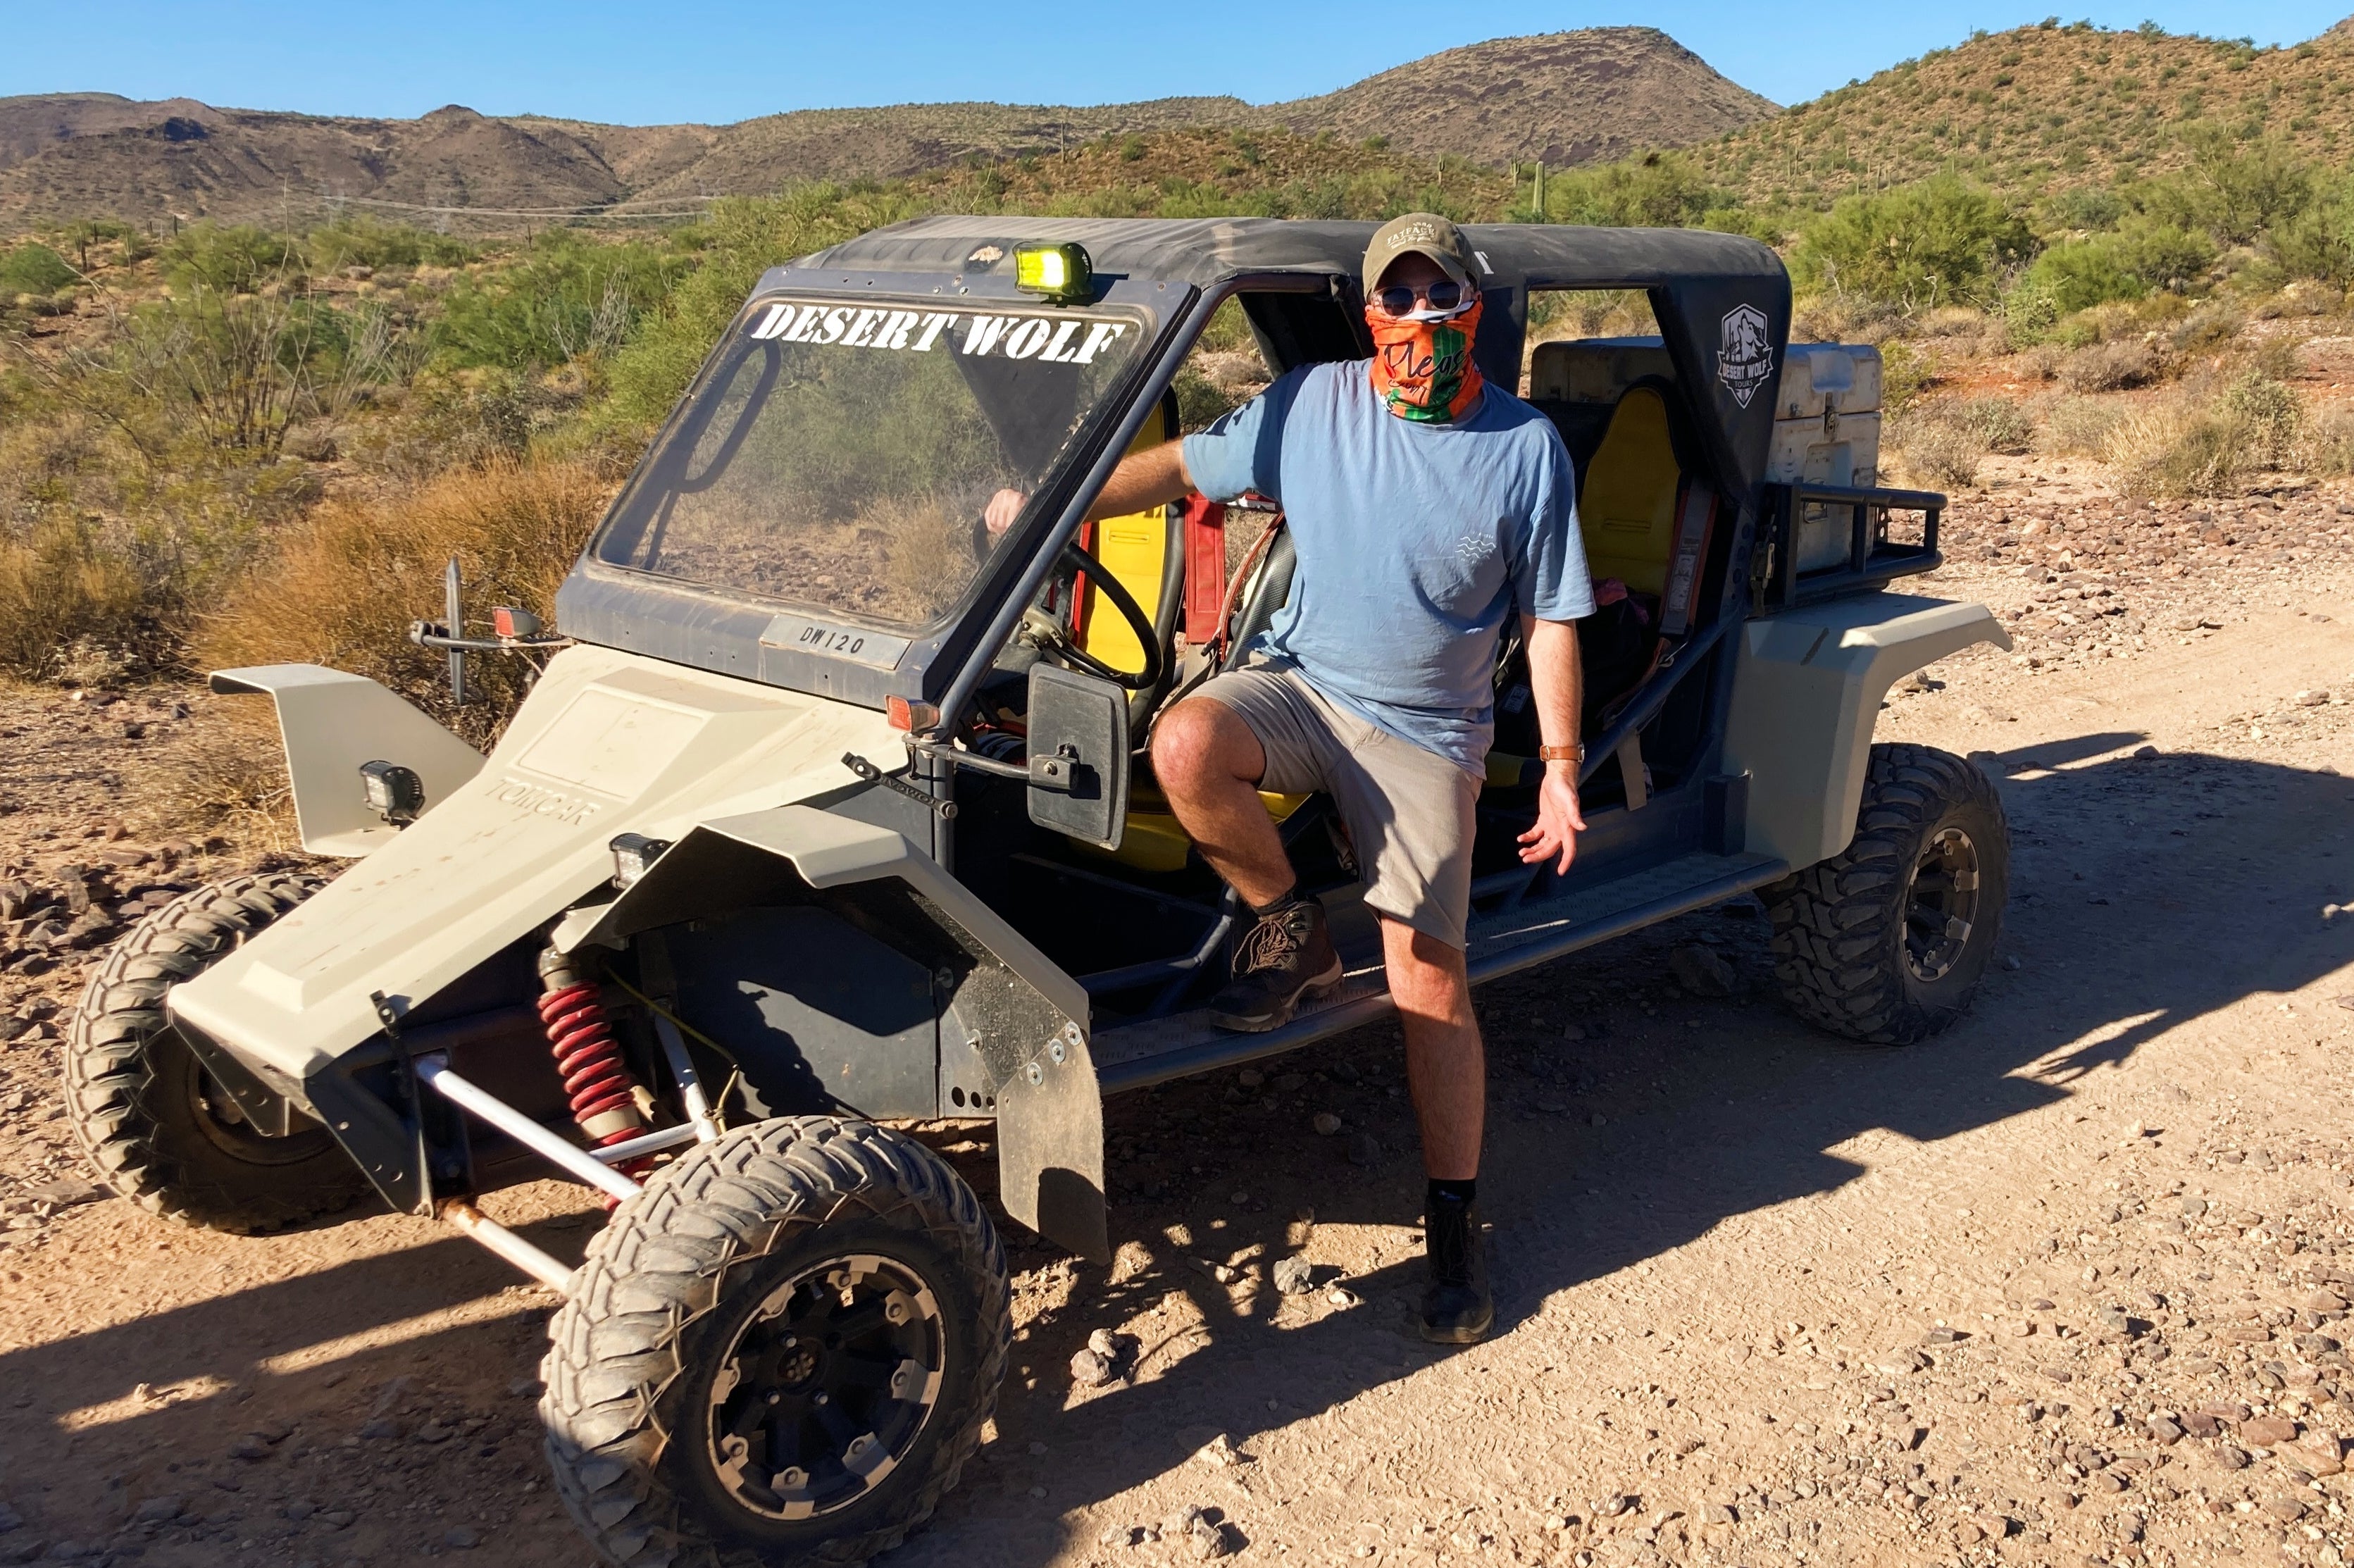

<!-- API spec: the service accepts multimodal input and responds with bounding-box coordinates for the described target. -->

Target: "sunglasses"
[1372,278,1477,318]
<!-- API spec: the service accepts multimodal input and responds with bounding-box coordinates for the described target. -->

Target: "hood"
[169,645,901,1085]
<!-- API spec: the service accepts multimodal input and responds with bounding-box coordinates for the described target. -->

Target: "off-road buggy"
[61,217,2012,1567]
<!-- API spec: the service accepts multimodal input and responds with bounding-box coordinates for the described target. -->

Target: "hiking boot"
[1420,1194,1493,1344]
[1207,897,1342,1032]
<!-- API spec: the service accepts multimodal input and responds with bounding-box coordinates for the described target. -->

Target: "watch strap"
[1538,743,1585,764]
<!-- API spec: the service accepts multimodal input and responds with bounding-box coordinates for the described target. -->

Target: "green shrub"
[1952,395,2036,453]
[2132,126,2315,246]
[1792,176,2033,311]
[96,285,399,456]
[602,187,925,428]
[433,230,686,374]
[306,215,475,273]
[2024,215,2210,317]
[2023,239,2143,313]
[0,243,77,297]
[2269,182,2354,286]
[162,223,302,292]
[1538,152,1727,228]
[2220,370,2301,464]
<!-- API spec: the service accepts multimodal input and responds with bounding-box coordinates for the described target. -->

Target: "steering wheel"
[1056,541,1166,691]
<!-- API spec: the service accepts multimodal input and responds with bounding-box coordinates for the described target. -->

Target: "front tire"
[63,873,375,1233]
[542,1117,1010,1568]
[1760,743,2009,1045]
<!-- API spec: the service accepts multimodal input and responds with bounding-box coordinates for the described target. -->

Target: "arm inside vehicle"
[986,442,1195,537]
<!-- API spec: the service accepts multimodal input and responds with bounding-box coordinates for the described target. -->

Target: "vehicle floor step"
[1092,850,1788,1090]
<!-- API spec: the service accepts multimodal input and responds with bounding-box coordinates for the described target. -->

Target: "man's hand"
[986,443,1196,545]
[1517,764,1586,873]
[984,488,1026,537]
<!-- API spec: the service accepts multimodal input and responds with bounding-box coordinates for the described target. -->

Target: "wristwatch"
[1538,743,1585,764]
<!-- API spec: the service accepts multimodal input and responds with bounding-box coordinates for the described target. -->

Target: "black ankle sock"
[1250,887,1304,919]
[1427,1177,1478,1210]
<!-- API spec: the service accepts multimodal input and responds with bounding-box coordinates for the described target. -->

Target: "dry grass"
[2039,394,2126,456]
[127,704,299,851]
[2059,338,2162,393]
[1890,393,2038,488]
[865,493,977,623]
[0,521,158,683]
[2101,373,2302,498]
[1895,423,1982,489]
[199,457,614,745]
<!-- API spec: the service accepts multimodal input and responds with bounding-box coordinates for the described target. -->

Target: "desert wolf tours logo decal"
[744,301,1130,365]
[1716,304,1773,409]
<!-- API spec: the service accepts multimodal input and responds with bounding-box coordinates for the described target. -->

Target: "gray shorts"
[1190,660,1481,948]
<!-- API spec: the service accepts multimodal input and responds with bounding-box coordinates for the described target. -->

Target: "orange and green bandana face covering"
[1366,296,1485,423]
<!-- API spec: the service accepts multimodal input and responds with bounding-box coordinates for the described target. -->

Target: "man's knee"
[1381,920,1473,1014]
[1152,699,1248,793]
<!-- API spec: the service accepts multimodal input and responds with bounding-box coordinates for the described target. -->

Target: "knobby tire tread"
[1761,743,2005,1046]
[62,871,370,1233]
[541,1117,1011,1568]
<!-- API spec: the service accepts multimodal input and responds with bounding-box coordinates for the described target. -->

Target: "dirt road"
[4,500,2354,1568]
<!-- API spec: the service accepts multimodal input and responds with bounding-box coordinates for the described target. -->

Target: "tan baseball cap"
[1363,212,1475,297]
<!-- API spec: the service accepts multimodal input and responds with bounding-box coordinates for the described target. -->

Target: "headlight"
[359,760,424,826]
[609,833,672,889]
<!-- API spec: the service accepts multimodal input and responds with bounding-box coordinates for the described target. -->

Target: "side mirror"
[1025,664,1128,851]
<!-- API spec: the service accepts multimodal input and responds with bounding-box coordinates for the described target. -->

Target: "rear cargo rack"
[1761,482,1943,607]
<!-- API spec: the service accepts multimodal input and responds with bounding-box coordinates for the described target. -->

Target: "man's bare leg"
[1150,697,1295,904]
[1152,697,1343,1031]
[1381,919,1483,1180]
[1383,916,1492,1341]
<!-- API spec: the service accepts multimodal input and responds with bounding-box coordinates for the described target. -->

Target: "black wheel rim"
[1903,826,1981,984]
[176,1034,335,1165]
[707,1252,946,1522]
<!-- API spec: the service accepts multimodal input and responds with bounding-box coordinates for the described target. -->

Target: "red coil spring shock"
[537,948,649,1163]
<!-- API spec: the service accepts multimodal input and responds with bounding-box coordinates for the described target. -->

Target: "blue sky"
[6,1,2348,125]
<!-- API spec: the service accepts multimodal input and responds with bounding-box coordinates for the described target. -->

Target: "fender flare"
[1719,594,2012,871]
[210,665,485,857]
[561,804,1108,1262]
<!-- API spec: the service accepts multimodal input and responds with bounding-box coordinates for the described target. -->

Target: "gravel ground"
[1,459,2352,1568]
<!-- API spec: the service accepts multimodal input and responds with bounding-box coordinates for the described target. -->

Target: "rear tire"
[542,1116,1009,1568]
[63,873,375,1233]
[1760,743,2008,1045]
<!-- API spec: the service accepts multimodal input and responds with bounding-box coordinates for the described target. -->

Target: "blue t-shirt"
[1181,361,1592,773]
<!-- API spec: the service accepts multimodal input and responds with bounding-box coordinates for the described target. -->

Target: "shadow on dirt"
[3,740,2348,1563]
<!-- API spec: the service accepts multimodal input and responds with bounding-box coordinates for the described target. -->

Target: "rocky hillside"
[1264,27,1776,168]
[0,28,1772,231]
[1689,20,2354,209]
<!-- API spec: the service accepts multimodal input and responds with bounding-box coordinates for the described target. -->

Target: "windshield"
[593,294,1152,630]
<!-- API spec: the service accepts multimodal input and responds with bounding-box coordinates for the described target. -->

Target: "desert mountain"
[0,28,1773,230]
[1263,29,1776,168]
[1688,20,2354,209]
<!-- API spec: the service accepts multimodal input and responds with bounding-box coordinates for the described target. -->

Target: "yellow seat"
[1085,780,1313,875]
[1579,386,1683,597]
[1076,401,1177,677]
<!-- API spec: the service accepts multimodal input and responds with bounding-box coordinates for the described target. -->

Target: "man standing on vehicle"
[989,215,1590,1343]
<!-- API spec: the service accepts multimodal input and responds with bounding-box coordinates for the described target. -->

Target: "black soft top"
[803,216,1784,292]
[800,217,1794,498]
